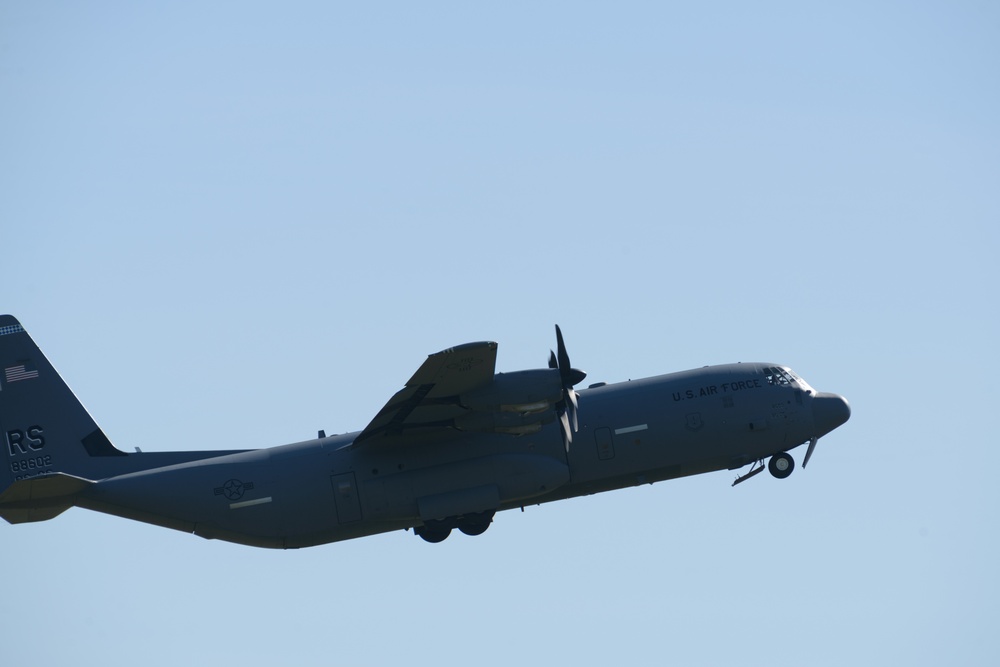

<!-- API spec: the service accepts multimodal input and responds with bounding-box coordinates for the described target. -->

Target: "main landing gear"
[414,522,451,543]
[732,451,796,486]
[414,511,495,543]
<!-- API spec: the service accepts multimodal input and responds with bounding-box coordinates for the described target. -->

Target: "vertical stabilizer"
[0,315,127,495]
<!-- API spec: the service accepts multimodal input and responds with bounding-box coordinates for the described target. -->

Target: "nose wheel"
[768,452,794,479]
[732,452,796,486]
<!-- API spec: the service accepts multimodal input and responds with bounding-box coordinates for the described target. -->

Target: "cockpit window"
[763,366,799,387]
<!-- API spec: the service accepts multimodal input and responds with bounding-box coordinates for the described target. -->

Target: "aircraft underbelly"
[361,453,569,522]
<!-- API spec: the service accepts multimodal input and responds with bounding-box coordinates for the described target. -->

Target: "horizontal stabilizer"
[0,473,94,524]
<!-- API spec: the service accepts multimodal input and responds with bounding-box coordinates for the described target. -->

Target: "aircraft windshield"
[763,366,800,387]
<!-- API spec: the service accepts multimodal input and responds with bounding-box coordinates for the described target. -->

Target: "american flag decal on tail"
[5,363,39,383]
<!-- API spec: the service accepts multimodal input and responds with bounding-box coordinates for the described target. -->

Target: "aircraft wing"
[352,341,499,447]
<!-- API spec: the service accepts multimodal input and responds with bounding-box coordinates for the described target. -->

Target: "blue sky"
[2,2,998,665]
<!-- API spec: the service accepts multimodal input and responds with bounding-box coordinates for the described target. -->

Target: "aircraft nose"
[812,392,851,437]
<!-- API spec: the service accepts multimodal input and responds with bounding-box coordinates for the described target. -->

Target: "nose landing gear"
[732,451,796,486]
[768,452,794,479]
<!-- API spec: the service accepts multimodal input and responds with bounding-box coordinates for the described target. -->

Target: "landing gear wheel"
[768,452,794,479]
[457,511,494,536]
[459,522,490,536]
[415,523,452,543]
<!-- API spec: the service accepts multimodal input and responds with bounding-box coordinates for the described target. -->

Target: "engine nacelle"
[459,369,562,413]
[453,408,556,435]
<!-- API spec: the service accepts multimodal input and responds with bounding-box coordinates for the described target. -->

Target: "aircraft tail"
[0,472,93,523]
[0,315,128,516]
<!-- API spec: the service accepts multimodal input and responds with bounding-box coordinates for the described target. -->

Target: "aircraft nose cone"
[812,392,851,437]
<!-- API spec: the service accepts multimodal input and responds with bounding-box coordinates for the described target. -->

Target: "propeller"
[549,325,587,451]
[802,436,818,468]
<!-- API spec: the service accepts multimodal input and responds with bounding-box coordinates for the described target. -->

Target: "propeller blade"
[568,389,579,432]
[558,410,572,452]
[803,436,818,468]
[555,325,571,381]
[553,325,587,386]
[549,325,586,452]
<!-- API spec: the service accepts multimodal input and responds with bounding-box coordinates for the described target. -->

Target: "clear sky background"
[2,2,997,665]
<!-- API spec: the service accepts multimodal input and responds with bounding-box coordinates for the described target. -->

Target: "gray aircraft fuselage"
[0,317,850,548]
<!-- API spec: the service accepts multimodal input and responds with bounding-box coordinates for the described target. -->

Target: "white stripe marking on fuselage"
[614,424,648,435]
[230,496,273,510]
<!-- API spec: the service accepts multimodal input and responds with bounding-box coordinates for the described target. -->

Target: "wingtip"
[431,341,498,356]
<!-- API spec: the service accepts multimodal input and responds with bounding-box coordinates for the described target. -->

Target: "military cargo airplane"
[0,315,849,547]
